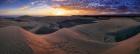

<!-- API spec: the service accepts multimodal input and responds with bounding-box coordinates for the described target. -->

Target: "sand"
[0,18,140,54]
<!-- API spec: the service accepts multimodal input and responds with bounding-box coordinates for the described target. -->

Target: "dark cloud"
[0,0,17,4]
[57,0,140,12]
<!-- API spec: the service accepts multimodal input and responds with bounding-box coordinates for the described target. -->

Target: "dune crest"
[0,26,33,54]
[1,18,140,54]
[0,26,113,54]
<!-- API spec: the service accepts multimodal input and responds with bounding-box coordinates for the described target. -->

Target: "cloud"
[52,0,67,1]
[0,0,140,16]
[0,0,17,4]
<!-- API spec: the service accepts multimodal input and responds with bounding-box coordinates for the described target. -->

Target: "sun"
[52,8,68,16]
[55,10,65,15]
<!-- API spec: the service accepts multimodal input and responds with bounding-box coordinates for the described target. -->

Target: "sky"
[0,0,140,16]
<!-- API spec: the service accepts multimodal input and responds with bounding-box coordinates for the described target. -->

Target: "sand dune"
[71,18,140,42]
[104,33,140,54]
[43,28,114,54]
[0,18,140,54]
[0,26,33,54]
[0,26,113,54]
[0,26,67,54]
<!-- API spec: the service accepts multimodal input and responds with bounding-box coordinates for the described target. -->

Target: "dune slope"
[0,18,140,54]
[0,26,33,54]
[0,26,114,54]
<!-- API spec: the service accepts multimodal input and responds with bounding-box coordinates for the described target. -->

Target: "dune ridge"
[0,26,114,54]
[1,18,140,54]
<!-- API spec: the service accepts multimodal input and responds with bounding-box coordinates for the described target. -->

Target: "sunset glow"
[52,8,68,16]
[0,0,140,16]
[0,7,98,16]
